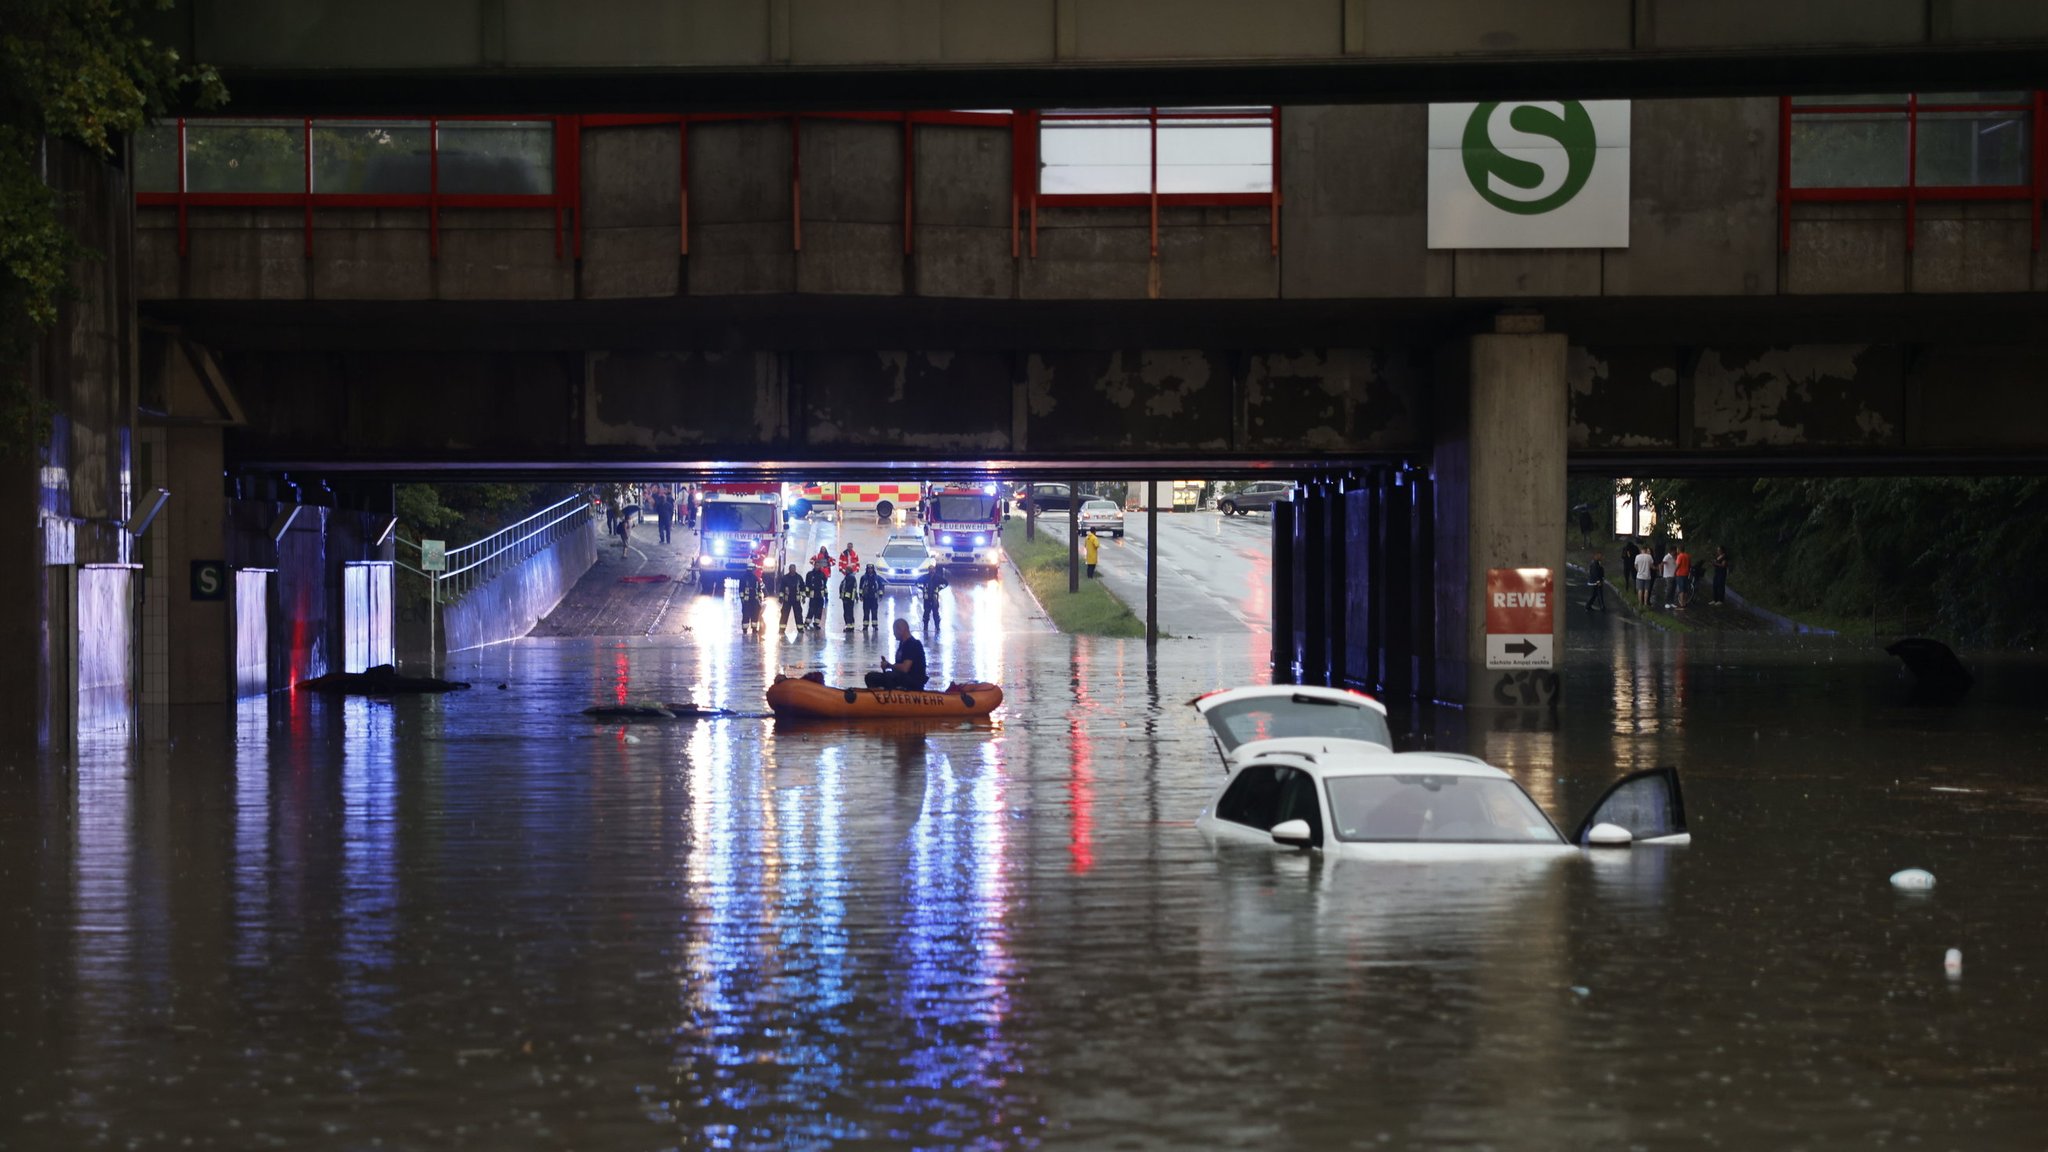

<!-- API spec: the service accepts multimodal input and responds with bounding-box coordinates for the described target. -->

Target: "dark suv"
[1217,481,1294,516]
[1018,483,1080,514]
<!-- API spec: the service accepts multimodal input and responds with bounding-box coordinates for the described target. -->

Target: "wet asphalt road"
[4,526,2048,1149]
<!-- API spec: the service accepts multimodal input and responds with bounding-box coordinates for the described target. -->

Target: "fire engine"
[694,483,783,591]
[923,482,1006,574]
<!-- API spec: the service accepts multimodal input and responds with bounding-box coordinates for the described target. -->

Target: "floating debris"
[1889,868,1936,891]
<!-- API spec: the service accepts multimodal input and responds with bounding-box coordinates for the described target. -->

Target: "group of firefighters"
[732,542,949,636]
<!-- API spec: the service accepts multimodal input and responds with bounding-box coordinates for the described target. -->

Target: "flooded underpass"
[5,590,2047,1150]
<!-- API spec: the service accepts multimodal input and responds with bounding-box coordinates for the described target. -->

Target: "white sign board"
[1428,101,1630,249]
[421,539,447,573]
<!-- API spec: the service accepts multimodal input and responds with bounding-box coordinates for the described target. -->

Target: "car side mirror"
[1270,819,1313,849]
[1585,822,1633,848]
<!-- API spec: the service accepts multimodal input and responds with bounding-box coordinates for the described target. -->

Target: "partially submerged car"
[1193,686,1689,859]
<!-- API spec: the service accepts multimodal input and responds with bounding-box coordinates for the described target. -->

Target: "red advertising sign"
[1485,567,1554,668]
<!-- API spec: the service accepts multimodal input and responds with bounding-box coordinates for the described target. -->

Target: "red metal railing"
[140,108,1282,264]
[1778,94,2043,252]
[137,115,580,259]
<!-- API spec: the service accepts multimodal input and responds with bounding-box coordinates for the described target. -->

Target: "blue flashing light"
[974,534,988,547]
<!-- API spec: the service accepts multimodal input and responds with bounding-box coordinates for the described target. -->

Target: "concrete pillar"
[1431,313,1568,707]
[1295,486,1326,684]
[163,427,231,705]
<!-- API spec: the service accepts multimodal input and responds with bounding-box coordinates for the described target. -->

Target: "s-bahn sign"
[1428,101,1629,249]
[1485,567,1554,669]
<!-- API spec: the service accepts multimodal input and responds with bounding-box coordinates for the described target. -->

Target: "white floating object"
[1890,868,1936,891]
[623,734,642,745]
[1944,948,1963,977]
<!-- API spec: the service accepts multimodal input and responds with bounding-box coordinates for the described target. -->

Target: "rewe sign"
[1427,101,1630,249]
[1485,567,1555,669]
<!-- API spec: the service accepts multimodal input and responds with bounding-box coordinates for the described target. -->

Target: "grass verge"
[1002,521,1147,637]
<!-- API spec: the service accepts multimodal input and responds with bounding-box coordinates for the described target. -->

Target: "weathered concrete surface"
[1243,349,1420,452]
[1691,345,1903,450]
[688,121,796,295]
[1567,345,1681,450]
[1024,351,1234,452]
[582,124,683,300]
[1602,98,1777,297]
[1785,205,1909,295]
[586,351,785,450]
[1280,104,1450,299]
[800,351,1013,452]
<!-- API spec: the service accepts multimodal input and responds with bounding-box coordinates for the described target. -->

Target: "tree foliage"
[1,0,223,453]
[1643,476,2048,646]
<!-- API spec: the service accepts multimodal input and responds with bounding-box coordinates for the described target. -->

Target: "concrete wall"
[173,0,2048,70]
[0,138,137,748]
[139,100,2047,310]
[441,518,597,653]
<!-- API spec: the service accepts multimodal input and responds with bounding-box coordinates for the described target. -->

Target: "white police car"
[877,534,935,585]
[1193,686,1689,859]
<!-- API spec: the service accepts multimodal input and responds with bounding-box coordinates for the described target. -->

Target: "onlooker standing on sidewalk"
[1711,546,1731,605]
[1659,548,1677,608]
[1633,547,1654,607]
[653,487,674,544]
[1083,530,1100,579]
[1585,554,1606,611]
[1674,545,1692,610]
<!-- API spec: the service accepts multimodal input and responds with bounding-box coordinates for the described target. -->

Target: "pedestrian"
[1585,553,1605,611]
[1083,529,1100,579]
[1674,544,1692,610]
[866,618,928,691]
[1633,546,1654,608]
[1622,540,1639,582]
[737,564,763,633]
[1712,546,1730,605]
[804,563,829,630]
[838,543,860,576]
[654,486,674,544]
[616,505,632,555]
[839,566,858,632]
[1659,548,1677,609]
[777,564,804,632]
[859,562,882,631]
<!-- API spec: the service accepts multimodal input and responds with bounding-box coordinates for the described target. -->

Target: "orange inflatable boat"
[766,674,1003,720]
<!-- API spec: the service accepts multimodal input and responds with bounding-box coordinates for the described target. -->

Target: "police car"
[877,534,936,585]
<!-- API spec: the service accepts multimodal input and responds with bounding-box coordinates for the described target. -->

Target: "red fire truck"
[694,483,783,591]
[922,482,1006,574]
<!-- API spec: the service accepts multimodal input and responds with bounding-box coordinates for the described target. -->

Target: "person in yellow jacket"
[1083,530,1100,579]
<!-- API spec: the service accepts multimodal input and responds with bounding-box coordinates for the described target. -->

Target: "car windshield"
[700,503,777,533]
[880,544,928,564]
[1325,775,1561,844]
[932,494,996,522]
[1203,694,1392,752]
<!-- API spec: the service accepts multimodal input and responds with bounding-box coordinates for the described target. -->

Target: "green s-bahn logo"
[1461,101,1598,216]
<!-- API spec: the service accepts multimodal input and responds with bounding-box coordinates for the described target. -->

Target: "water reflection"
[10,605,2048,1149]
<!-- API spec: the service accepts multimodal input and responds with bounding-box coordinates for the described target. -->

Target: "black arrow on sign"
[1503,638,1538,656]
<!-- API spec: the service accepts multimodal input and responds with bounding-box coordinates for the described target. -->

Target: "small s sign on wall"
[191,560,228,601]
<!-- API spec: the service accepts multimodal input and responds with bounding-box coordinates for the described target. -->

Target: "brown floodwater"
[3,601,2046,1149]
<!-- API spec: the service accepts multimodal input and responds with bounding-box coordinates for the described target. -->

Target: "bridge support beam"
[1430,313,1568,709]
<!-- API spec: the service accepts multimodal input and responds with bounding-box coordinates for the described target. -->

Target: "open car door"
[1572,767,1690,846]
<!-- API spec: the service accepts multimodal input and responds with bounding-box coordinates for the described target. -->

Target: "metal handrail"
[400,493,595,602]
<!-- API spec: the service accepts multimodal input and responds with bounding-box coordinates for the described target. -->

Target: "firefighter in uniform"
[859,563,883,631]
[737,564,763,633]
[839,566,858,631]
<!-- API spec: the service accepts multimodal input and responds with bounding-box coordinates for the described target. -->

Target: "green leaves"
[2,0,225,456]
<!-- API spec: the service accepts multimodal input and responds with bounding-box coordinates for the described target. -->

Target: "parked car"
[876,534,935,584]
[1077,499,1125,538]
[1018,483,1080,514]
[1217,481,1294,516]
[1192,686,1690,858]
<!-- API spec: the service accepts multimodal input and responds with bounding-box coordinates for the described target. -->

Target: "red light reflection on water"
[1067,643,1096,874]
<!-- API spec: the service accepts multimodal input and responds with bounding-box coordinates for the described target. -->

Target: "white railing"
[397,493,595,672]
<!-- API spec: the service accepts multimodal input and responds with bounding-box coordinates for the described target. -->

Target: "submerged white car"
[1193,686,1690,859]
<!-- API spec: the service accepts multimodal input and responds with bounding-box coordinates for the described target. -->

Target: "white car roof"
[1195,684,1389,718]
